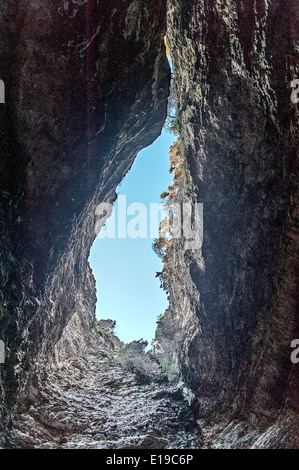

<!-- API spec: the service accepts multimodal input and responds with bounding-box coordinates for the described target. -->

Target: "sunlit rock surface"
[0,0,170,446]
[155,0,298,448]
[0,0,298,449]
[10,327,201,449]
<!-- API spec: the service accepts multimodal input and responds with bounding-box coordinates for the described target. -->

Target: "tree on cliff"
[153,140,184,261]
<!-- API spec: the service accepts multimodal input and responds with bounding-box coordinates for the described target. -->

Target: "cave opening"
[89,130,176,345]
[0,0,296,450]
[88,36,176,347]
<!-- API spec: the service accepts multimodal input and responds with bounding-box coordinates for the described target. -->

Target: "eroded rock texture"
[9,327,201,449]
[155,0,298,448]
[0,0,169,445]
[0,0,298,449]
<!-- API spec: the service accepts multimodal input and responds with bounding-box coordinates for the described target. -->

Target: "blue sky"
[89,130,176,344]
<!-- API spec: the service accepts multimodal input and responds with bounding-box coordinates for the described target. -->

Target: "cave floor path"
[11,344,202,449]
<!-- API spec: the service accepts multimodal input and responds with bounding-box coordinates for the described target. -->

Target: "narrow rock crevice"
[0,0,298,449]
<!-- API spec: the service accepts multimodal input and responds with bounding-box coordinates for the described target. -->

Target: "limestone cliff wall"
[155,0,298,446]
[0,0,169,441]
[0,0,298,449]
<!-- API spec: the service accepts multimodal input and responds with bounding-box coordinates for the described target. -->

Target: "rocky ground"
[0,0,297,449]
[8,331,202,449]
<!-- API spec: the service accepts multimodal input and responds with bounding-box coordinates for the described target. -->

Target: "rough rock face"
[0,0,169,444]
[155,0,298,447]
[0,0,298,449]
[9,328,201,449]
